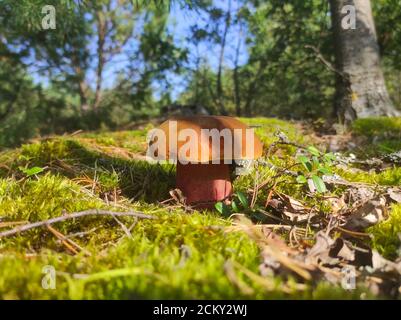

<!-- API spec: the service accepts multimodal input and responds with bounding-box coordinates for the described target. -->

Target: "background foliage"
[1,0,401,147]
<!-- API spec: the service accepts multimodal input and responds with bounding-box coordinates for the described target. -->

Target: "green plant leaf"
[231,200,240,213]
[318,167,332,175]
[296,175,307,184]
[19,166,44,177]
[324,152,336,162]
[312,175,327,193]
[312,156,320,168]
[236,191,249,209]
[215,202,231,216]
[307,146,320,156]
[297,156,313,172]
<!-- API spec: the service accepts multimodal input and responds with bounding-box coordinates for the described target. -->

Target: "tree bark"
[215,0,231,116]
[329,0,399,122]
[233,22,242,117]
[72,62,90,113]
[93,10,106,111]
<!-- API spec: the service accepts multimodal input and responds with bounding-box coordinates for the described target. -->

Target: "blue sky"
[163,0,249,99]
[27,0,249,101]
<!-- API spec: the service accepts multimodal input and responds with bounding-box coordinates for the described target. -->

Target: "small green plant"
[215,191,249,217]
[296,146,336,193]
[19,166,45,177]
[215,190,280,223]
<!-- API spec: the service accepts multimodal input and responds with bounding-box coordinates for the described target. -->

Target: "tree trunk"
[215,0,231,116]
[93,10,106,111]
[233,22,242,117]
[329,0,399,122]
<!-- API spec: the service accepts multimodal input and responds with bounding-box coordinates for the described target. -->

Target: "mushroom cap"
[149,116,263,163]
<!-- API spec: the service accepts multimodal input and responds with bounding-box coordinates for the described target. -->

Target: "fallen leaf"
[267,194,315,223]
[347,187,376,205]
[344,197,387,231]
[325,195,347,215]
[329,238,355,262]
[388,188,401,203]
[306,231,337,265]
[370,250,401,274]
[169,188,186,204]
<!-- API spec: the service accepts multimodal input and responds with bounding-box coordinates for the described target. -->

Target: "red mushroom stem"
[176,162,232,209]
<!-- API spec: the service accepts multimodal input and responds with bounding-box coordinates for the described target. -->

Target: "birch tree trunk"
[329,0,400,122]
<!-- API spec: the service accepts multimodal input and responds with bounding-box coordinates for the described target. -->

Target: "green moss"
[353,117,401,139]
[369,204,401,259]
[240,117,307,147]
[0,118,390,299]
[352,117,401,157]
[2,137,175,203]
[19,139,86,166]
[80,128,151,154]
[0,174,103,222]
[337,167,401,186]
[0,202,362,299]
[96,170,120,192]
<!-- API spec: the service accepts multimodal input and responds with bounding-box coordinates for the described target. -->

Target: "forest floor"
[0,117,401,299]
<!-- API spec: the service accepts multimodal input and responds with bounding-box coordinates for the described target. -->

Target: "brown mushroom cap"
[150,116,263,163]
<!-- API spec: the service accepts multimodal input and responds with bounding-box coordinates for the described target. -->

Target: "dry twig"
[0,209,155,238]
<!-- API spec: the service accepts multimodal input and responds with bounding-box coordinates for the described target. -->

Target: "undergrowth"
[0,117,399,299]
[345,117,401,259]
[352,117,401,157]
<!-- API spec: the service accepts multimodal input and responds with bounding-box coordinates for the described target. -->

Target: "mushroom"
[148,116,263,208]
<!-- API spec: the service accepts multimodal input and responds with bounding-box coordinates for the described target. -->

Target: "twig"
[0,209,156,238]
[265,187,275,208]
[322,217,370,238]
[47,224,91,256]
[304,207,315,238]
[335,226,370,238]
[0,221,28,229]
[112,215,133,239]
[250,170,259,208]
[224,260,255,295]
[65,227,98,239]
[46,225,79,255]
[304,44,345,77]
[266,131,307,159]
[256,209,289,224]
[228,223,306,232]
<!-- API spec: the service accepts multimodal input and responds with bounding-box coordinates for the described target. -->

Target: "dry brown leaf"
[371,250,401,274]
[325,195,347,215]
[344,196,387,231]
[388,188,401,203]
[306,231,337,265]
[330,238,355,262]
[347,186,376,205]
[268,194,315,222]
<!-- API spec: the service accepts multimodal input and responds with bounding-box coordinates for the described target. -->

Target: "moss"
[79,128,151,154]
[0,203,362,299]
[96,170,120,193]
[0,207,259,299]
[240,117,307,147]
[19,139,86,166]
[353,117,401,139]
[369,204,401,259]
[0,118,392,299]
[352,117,401,157]
[2,137,175,203]
[337,167,401,186]
[0,174,103,222]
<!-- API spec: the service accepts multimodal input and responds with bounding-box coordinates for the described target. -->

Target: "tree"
[329,0,400,122]
[0,0,188,147]
[233,0,335,119]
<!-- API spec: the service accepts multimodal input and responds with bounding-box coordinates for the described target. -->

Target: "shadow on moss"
[4,138,175,204]
[352,117,401,157]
